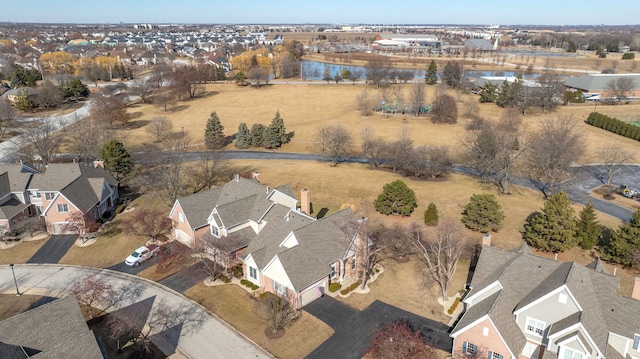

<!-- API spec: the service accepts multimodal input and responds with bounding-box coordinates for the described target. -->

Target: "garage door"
[173,229,192,247]
[51,222,70,235]
[299,280,325,307]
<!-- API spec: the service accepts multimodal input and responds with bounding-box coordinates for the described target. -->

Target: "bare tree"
[386,126,413,172]
[122,208,171,242]
[12,119,62,171]
[91,95,129,128]
[407,146,452,179]
[360,126,387,168]
[462,96,479,119]
[62,211,101,242]
[356,88,380,116]
[259,293,299,333]
[247,66,269,88]
[528,118,583,197]
[66,115,113,163]
[535,72,563,112]
[410,81,427,116]
[462,108,527,194]
[171,66,202,100]
[188,151,231,193]
[409,219,466,301]
[36,80,64,110]
[130,77,153,103]
[145,116,173,142]
[365,57,392,88]
[0,100,17,138]
[70,274,117,319]
[366,320,438,359]
[319,125,353,166]
[430,93,458,124]
[597,145,635,184]
[143,134,191,205]
[606,77,636,104]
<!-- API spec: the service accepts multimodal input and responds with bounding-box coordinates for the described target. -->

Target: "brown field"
[0,237,49,265]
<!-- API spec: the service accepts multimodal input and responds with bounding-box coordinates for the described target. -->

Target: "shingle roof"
[176,187,221,229]
[0,196,31,220]
[0,296,104,359]
[0,164,37,194]
[563,73,640,92]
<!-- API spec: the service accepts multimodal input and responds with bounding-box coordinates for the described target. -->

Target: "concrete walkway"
[0,264,272,359]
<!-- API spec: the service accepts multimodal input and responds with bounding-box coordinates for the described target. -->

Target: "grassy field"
[0,237,49,265]
[185,284,333,359]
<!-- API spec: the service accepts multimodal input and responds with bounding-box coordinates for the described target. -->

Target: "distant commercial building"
[372,33,441,52]
[563,73,640,101]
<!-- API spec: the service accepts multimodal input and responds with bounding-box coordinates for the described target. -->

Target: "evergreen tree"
[235,122,252,149]
[262,111,288,149]
[576,203,602,250]
[374,180,417,217]
[425,60,438,85]
[99,139,133,181]
[602,209,640,267]
[461,193,505,232]
[250,123,266,147]
[442,60,463,88]
[13,88,33,111]
[479,83,497,103]
[270,111,288,144]
[63,77,90,100]
[204,111,225,149]
[424,202,439,226]
[522,192,578,252]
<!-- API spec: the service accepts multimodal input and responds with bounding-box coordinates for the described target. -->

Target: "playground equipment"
[618,184,640,200]
[375,100,431,115]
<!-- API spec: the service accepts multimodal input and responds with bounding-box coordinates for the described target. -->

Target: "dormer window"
[526,317,545,336]
[210,225,220,238]
[561,347,583,359]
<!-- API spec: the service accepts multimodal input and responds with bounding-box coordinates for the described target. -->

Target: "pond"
[300,60,539,81]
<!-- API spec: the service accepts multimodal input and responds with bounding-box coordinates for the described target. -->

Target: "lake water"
[300,60,538,81]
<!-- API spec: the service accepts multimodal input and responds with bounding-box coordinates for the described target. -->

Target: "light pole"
[9,264,20,296]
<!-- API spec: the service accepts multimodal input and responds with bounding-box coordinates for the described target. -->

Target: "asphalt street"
[26,235,77,264]
[305,296,452,359]
[0,264,272,359]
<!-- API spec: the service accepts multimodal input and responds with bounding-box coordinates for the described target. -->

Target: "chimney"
[633,277,640,301]
[300,188,310,215]
[93,160,104,168]
[234,174,239,182]
[481,233,491,246]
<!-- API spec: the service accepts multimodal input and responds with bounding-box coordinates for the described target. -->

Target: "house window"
[249,266,257,280]
[210,225,219,237]
[351,257,356,271]
[633,334,640,350]
[330,263,336,278]
[56,204,69,213]
[526,318,545,336]
[562,348,583,359]
[488,352,504,359]
[44,192,55,201]
[483,327,489,336]
[463,341,477,355]
[272,280,287,296]
[178,212,184,223]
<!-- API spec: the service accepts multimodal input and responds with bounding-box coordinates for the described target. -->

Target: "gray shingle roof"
[0,196,30,220]
[0,164,37,194]
[563,73,640,92]
[176,187,221,229]
[0,296,104,359]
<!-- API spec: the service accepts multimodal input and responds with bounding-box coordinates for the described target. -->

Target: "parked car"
[124,244,160,266]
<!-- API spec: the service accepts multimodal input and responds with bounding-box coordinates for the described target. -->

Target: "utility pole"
[9,264,20,296]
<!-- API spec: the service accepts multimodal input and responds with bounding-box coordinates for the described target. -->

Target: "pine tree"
[522,192,578,252]
[250,123,266,147]
[262,111,288,149]
[235,122,252,149]
[461,193,505,232]
[576,203,602,250]
[424,203,439,226]
[204,111,225,149]
[374,180,417,217]
[99,139,133,181]
[602,209,640,267]
[425,60,438,85]
[271,111,288,144]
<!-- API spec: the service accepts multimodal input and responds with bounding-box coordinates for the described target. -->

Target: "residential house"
[169,175,367,308]
[564,73,640,101]
[465,38,497,52]
[450,242,640,359]
[1,87,40,106]
[28,162,118,235]
[0,164,39,234]
[0,295,105,358]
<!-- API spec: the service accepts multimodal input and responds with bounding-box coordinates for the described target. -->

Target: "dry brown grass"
[0,294,42,321]
[185,283,333,359]
[0,237,49,265]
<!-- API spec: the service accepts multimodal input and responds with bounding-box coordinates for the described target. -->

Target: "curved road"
[0,264,272,359]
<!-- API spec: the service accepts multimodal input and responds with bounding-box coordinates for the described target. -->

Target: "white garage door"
[173,229,192,247]
[299,280,325,307]
[51,222,70,235]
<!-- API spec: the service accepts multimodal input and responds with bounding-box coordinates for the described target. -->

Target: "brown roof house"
[450,242,640,359]
[0,164,39,234]
[28,162,119,235]
[169,175,367,308]
[0,295,105,359]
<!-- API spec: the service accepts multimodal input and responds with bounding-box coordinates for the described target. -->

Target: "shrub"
[240,279,249,286]
[251,284,259,290]
[219,275,230,283]
[115,204,127,214]
[328,283,342,292]
[622,52,635,60]
[340,280,362,296]
[232,264,244,278]
[447,297,461,315]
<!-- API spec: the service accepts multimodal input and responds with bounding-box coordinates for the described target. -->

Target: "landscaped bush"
[251,284,259,290]
[232,264,243,278]
[622,52,635,60]
[240,279,249,286]
[447,297,462,315]
[218,275,230,283]
[586,112,640,141]
[564,90,585,104]
[340,280,362,296]
[328,283,342,292]
[115,204,127,214]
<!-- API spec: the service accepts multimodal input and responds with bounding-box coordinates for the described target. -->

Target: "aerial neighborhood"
[2,7,640,359]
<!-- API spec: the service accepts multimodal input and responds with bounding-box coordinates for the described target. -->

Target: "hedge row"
[340,280,362,296]
[447,297,462,315]
[586,112,640,141]
[239,279,259,290]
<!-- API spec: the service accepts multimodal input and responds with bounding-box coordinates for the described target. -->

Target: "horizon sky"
[4,0,640,26]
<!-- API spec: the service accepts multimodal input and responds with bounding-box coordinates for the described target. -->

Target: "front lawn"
[0,237,49,265]
[185,283,333,359]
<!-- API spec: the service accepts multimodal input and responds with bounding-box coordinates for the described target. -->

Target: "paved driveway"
[305,296,452,359]
[107,256,158,274]
[158,260,212,293]
[26,235,77,264]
